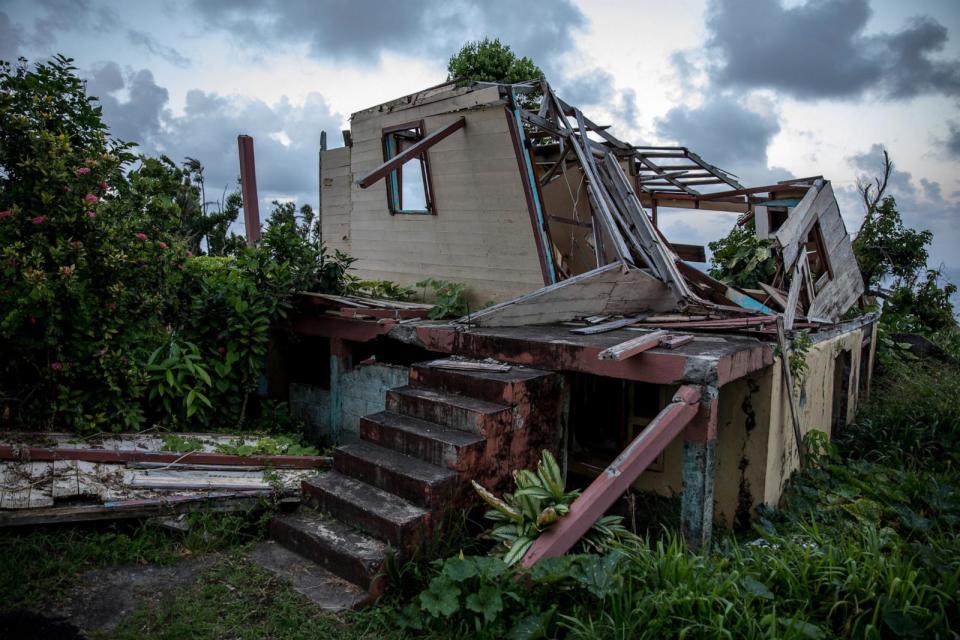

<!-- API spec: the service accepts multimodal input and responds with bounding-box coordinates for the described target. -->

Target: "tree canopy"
[447,38,542,85]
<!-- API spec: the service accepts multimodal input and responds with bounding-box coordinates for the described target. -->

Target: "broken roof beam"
[598,329,670,360]
[356,117,466,189]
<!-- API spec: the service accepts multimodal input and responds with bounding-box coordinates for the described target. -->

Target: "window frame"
[381,120,437,215]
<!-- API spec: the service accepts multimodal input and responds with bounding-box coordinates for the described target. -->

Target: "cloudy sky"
[2,0,959,274]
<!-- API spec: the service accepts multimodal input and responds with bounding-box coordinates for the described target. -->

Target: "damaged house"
[266,78,876,598]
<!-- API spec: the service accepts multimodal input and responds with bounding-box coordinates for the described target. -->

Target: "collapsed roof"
[347,78,864,331]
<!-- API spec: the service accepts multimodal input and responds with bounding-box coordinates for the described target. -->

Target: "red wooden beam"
[0,446,331,469]
[521,385,702,566]
[237,135,261,246]
[597,330,669,361]
[356,117,466,189]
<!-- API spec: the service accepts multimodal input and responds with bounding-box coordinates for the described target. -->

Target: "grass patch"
[0,509,268,610]
[106,554,402,640]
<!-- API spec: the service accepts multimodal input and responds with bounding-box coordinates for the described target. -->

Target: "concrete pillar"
[328,338,353,442]
[681,387,718,553]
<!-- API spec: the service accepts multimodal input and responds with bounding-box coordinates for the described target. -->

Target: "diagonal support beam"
[356,117,465,188]
[521,385,702,566]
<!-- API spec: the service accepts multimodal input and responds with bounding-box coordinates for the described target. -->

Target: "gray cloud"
[187,0,585,72]
[946,122,960,159]
[655,92,791,184]
[0,12,24,62]
[559,69,640,128]
[125,28,191,68]
[704,0,960,100]
[85,63,343,213]
[1,1,191,68]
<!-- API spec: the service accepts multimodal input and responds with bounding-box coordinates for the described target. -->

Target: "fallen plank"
[570,315,647,335]
[0,446,331,469]
[339,307,429,320]
[659,334,695,349]
[128,475,272,491]
[759,282,789,311]
[126,462,266,471]
[425,359,512,372]
[598,330,669,361]
[0,492,275,527]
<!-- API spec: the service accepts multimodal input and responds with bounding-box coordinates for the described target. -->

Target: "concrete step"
[247,541,368,611]
[410,361,556,406]
[269,509,388,594]
[301,471,429,547]
[360,411,485,471]
[333,441,459,509]
[385,385,513,435]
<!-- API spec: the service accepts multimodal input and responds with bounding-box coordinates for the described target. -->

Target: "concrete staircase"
[269,360,561,602]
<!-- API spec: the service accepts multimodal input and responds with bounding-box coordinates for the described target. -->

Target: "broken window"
[382,122,434,215]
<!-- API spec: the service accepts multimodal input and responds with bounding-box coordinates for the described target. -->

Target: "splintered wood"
[598,330,669,361]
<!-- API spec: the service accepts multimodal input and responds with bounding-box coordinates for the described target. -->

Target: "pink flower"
[76,167,91,175]
[218,346,226,354]
[0,210,11,220]
[98,181,108,190]
[186,251,193,257]
[158,241,168,249]
[31,215,46,225]
[63,185,72,193]
[86,210,96,219]
[135,232,148,241]
[83,193,98,205]
[51,362,63,371]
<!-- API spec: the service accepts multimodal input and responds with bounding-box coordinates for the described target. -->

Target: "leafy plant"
[416,278,469,319]
[215,434,319,457]
[346,278,416,301]
[146,339,213,424]
[472,450,632,565]
[707,221,777,288]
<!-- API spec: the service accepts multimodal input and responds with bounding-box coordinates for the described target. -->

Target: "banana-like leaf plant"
[472,450,632,565]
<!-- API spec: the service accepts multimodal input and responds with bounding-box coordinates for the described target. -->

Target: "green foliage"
[447,39,542,86]
[214,434,319,457]
[883,268,958,333]
[853,196,932,293]
[346,278,416,301]
[473,450,633,565]
[416,278,469,319]
[0,57,353,432]
[707,222,777,288]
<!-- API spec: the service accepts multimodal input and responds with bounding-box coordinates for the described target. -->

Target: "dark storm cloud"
[1,1,191,68]
[187,0,585,71]
[85,64,343,211]
[655,93,790,183]
[704,0,960,100]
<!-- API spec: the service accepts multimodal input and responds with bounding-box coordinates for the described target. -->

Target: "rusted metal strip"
[0,446,331,469]
[356,117,465,189]
[521,385,702,566]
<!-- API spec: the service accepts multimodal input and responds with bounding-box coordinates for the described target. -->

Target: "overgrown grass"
[0,509,267,610]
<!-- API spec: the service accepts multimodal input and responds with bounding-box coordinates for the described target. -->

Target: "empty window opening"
[382,122,434,215]
[768,207,789,232]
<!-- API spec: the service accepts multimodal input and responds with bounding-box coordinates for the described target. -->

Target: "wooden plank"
[52,459,79,498]
[776,317,807,471]
[759,283,789,311]
[0,446,331,469]
[356,117,466,188]
[27,462,54,508]
[0,493,271,528]
[129,473,271,491]
[659,334,694,349]
[0,463,32,509]
[570,315,646,335]
[783,254,806,330]
[424,359,512,372]
[522,385,701,565]
[670,243,706,263]
[339,307,429,320]
[598,330,669,361]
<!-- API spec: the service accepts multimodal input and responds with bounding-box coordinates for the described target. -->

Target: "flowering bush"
[0,56,346,432]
